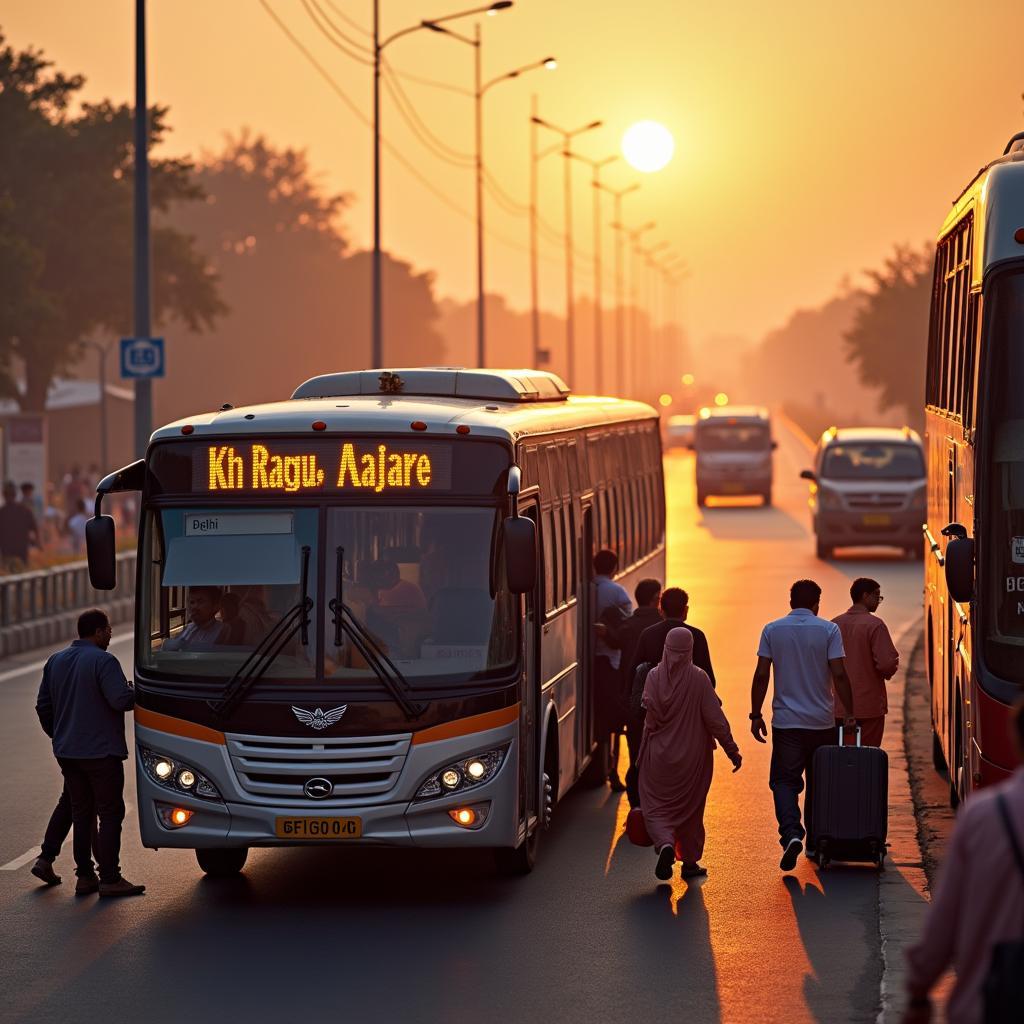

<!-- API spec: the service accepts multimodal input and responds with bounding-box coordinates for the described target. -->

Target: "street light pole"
[600,183,640,392]
[618,221,654,397]
[532,116,602,387]
[371,1,512,369]
[132,0,152,460]
[568,153,615,393]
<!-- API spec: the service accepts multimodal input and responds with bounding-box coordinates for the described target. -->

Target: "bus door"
[578,502,595,764]
[521,501,542,830]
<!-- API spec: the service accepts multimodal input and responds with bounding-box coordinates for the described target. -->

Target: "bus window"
[140,508,319,679]
[325,507,516,683]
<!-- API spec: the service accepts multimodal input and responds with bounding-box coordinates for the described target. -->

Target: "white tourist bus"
[88,368,665,875]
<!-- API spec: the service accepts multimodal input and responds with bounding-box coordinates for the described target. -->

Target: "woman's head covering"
[643,627,701,722]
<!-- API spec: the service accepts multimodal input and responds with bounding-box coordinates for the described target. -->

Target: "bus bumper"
[135,720,521,851]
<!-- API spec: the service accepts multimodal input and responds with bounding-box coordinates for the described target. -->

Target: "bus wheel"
[815,540,833,560]
[196,847,248,877]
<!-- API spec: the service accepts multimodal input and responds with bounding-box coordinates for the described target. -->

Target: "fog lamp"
[450,807,477,827]
[156,803,194,829]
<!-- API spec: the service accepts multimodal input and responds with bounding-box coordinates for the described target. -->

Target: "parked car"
[800,426,926,559]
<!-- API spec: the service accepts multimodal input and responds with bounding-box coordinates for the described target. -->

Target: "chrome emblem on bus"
[292,705,348,731]
[304,778,333,799]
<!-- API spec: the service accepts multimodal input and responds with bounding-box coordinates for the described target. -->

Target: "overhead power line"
[301,0,374,65]
[321,0,373,39]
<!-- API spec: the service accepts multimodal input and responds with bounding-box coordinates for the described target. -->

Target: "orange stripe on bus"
[412,704,520,746]
[134,706,226,746]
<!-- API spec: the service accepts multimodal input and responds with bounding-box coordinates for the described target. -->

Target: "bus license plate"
[862,513,891,527]
[275,816,362,839]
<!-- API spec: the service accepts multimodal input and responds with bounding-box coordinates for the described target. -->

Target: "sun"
[621,121,674,173]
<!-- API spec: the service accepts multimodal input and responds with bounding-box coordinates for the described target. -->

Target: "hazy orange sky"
[6,0,1024,356]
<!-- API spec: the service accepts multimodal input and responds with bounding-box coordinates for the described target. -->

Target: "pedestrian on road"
[639,627,742,881]
[902,700,1024,1024]
[592,549,633,791]
[34,609,145,897]
[629,587,716,688]
[30,783,99,887]
[0,479,39,571]
[749,579,856,871]
[617,578,663,806]
[831,577,900,747]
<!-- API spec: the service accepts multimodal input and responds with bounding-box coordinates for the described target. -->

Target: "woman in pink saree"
[639,626,742,881]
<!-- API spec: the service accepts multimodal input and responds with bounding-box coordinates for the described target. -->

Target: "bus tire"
[815,540,833,560]
[494,769,551,876]
[196,847,248,877]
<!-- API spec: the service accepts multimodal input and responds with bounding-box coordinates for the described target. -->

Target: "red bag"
[625,807,653,847]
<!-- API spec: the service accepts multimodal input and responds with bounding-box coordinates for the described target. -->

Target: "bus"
[924,131,1024,806]
[86,368,665,875]
[693,406,775,506]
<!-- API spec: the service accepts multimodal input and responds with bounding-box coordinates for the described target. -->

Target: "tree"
[0,30,226,411]
[159,133,447,421]
[843,244,932,423]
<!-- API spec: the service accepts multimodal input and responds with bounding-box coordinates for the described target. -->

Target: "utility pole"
[473,22,485,366]
[372,0,383,368]
[132,0,152,459]
[529,95,541,367]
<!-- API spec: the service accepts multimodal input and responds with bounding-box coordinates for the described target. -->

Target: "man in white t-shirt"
[749,579,856,871]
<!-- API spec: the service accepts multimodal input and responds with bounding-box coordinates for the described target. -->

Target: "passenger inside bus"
[161,586,227,651]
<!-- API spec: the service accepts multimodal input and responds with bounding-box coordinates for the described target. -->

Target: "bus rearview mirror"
[944,536,974,604]
[504,516,537,594]
[86,515,117,591]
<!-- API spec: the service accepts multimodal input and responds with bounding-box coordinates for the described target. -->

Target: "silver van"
[800,426,926,559]
[693,406,775,506]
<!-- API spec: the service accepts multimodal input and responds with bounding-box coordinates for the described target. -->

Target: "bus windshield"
[821,443,924,480]
[983,269,1024,684]
[325,507,516,684]
[138,505,517,686]
[696,423,770,452]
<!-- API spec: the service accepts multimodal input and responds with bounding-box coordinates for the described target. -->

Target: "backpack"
[629,661,655,720]
[982,795,1024,1023]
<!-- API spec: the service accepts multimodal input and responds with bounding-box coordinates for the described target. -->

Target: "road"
[0,421,923,1024]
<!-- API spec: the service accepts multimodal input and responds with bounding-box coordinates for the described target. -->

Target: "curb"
[877,616,932,1023]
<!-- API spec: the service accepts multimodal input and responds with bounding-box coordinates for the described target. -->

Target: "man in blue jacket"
[35,609,145,897]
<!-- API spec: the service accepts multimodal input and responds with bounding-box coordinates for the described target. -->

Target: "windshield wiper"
[329,547,426,720]
[209,545,312,722]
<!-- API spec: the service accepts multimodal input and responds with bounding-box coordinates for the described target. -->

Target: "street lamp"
[133,0,152,459]
[372,1,512,368]
[532,114,603,387]
[567,153,616,394]
[596,182,639,392]
[423,23,555,367]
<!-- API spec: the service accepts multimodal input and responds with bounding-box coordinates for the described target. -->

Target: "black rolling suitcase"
[809,726,888,869]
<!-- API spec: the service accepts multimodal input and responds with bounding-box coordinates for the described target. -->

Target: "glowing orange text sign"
[207,443,437,494]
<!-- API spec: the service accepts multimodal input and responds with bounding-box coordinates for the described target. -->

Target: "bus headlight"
[140,747,222,801]
[415,746,508,800]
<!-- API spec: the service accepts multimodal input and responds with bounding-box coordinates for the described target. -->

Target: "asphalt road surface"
[0,422,924,1024]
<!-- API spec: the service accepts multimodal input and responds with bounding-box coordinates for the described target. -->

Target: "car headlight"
[415,746,508,800]
[140,746,222,801]
[818,486,844,510]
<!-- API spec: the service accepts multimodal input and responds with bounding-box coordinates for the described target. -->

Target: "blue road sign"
[120,337,165,379]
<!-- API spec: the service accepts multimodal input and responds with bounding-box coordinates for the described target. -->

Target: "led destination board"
[191,441,454,494]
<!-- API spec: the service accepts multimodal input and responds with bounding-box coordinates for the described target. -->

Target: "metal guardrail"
[0,552,136,628]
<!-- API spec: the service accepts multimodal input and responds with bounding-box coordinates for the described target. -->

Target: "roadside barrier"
[0,553,136,658]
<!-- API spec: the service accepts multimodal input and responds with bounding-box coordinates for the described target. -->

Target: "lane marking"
[1,802,134,871]
[0,633,134,684]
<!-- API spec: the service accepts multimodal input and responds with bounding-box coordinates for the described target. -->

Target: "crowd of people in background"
[0,465,136,573]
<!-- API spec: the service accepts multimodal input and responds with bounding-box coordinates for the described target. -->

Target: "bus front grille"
[225,732,412,801]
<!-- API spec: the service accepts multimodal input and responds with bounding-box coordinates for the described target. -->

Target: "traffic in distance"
[86,368,665,876]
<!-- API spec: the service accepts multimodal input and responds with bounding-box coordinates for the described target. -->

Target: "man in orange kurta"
[831,578,899,747]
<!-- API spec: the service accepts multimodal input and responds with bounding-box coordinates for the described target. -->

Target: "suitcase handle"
[837,725,862,747]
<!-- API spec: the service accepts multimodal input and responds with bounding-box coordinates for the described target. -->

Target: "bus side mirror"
[504,516,537,594]
[86,515,117,591]
[800,469,816,482]
[944,536,974,603]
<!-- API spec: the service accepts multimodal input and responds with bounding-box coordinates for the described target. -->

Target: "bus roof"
[150,368,658,444]
[940,135,1024,284]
